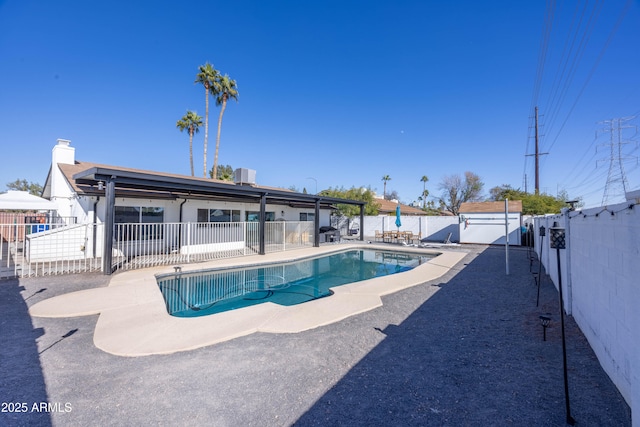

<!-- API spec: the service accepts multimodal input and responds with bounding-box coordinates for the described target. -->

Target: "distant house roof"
[459,201,523,213]
[375,199,428,216]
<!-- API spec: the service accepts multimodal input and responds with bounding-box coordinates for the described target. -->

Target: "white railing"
[113,222,247,271]
[285,221,315,250]
[0,220,317,278]
[113,221,316,272]
[1,222,103,278]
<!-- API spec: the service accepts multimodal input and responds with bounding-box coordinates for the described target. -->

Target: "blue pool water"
[156,249,435,317]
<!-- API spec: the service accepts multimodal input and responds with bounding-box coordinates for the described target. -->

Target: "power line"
[543,0,603,147]
[525,0,558,187]
[545,0,632,154]
[525,0,633,193]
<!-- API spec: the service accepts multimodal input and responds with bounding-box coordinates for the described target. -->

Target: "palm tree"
[195,62,221,177]
[420,175,429,209]
[382,175,391,198]
[212,74,239,180]
[176,111,203,176]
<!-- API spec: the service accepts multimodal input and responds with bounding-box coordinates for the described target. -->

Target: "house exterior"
[458,201,523,245]
[32,139,365,275]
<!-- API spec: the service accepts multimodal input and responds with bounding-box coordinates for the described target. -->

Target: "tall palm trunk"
[213,96,227,180]
[203,84,210,178]
[189,127,194,176]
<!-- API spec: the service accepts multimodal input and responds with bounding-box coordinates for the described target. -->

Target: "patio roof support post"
[92,196,100,258]
[102,176,116,275]
[259,194,266,255]
[359,204,365,241]
[314,199,320,247]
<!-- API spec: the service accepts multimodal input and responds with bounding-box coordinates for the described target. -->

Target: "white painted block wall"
[362,216,459,242]
[535,202,639,426]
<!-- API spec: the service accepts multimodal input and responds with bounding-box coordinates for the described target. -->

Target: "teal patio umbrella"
[395,203,402,230]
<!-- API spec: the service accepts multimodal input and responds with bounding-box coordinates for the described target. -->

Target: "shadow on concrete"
[0,278,52,426]
[295,246,631,426]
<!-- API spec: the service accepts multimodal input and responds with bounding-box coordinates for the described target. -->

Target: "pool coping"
[29,243,468,357]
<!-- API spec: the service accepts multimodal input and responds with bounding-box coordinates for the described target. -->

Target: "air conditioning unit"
[234,168,256,186]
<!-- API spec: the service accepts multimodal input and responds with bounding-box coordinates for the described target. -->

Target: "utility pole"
[526,106,548,194]
[535,106,540,194]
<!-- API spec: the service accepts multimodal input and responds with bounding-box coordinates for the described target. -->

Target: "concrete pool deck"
[29,243,466,357]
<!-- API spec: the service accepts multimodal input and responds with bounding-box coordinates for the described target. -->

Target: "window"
[246,211,275,222]
[299,212,315,221]
[197,209,241,223]
[114,206,164,240]
[115,206,164,224]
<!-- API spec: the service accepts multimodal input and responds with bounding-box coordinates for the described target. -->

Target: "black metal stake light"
[550,224,576,426]
[539,315,551,341]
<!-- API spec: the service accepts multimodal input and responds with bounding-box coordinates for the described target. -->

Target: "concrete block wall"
[535,201,639,426]
[361,215,459,242]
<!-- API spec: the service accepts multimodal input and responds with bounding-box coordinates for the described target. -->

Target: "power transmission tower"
[598,116,638,205]
[526,106,548,194]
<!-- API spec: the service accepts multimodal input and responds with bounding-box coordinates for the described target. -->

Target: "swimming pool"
[156,248,435,317]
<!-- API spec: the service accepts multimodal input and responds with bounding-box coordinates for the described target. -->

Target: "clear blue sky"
[1,1,638,209]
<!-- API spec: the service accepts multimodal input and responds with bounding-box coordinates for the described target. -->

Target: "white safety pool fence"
[1,220,318,278]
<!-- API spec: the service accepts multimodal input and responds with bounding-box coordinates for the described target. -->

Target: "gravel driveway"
[0,245,631,426]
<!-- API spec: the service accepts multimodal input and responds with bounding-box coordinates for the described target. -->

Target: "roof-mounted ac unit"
[234,168,256,186]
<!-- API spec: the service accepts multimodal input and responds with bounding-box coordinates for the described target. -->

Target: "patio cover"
[0,191,58,211]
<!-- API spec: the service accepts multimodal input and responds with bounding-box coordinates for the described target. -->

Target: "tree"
[438,171,484,215]
[209,164,234,181]
[385,189,399,201]
[381,175,391,198]
[420,175,429,209]
[195,62,221,178]
[212,74,239,180]
[176,110,203,176]
[488,184,582,215]
[319,186,380,217]
[5,179,42,195]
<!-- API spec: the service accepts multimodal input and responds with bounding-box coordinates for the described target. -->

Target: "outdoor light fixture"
[97,181,104,191]
[549,222,575,425]
[539,315,551,341]
[549,224,565,250]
